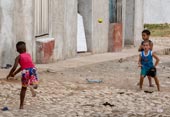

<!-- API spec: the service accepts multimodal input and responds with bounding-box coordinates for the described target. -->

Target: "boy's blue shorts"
[141,68,149,77]
[141,67,157,77]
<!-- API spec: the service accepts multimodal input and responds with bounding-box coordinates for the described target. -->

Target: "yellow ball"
[98,18,103,23]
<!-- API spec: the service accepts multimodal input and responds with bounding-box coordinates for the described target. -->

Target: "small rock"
[118,58,123,63]
[157,108,163,113]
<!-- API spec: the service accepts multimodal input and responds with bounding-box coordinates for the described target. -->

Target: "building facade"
[0,0,144,67]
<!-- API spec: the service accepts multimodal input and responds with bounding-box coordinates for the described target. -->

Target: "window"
[109,0,122,23]
[35,0,49,37]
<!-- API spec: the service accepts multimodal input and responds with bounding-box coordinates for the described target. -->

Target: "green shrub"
[144,24,170,37]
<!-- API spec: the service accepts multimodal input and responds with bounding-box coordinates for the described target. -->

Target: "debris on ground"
[86,79,102,83]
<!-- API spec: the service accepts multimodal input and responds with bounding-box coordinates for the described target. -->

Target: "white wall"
[144,0,170,24]
[92,0,109,53]
[134,0,144,46]
[0,0,34,67]
[51,0,77,60]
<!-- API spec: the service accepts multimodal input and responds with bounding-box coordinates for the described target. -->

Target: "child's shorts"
[147,67,157,77]
[21,68,38,87]
[141,67,157,78]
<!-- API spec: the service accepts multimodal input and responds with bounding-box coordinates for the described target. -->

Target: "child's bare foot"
[30,86,36,97]
[19,105,24,109]
[32,91,36,97]
[136,82,140,86]
[149,84,154,87]
[33,84,38,89]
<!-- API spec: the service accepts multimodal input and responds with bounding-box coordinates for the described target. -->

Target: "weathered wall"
[0,0,34,67]
[124,0,135,45]
[51,0,77,60]
[92,0,109,53]
[124,0,144,46]
[50,0,65,60]
[134,0,144,46]
[64,0,77,58]
[144,0,170,24]
[0,0,15,67]
[14,0,34,56]
[122,0,126,47]
[0,0,77,65]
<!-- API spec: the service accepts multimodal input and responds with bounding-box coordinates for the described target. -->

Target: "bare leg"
[153,76,160,91]
[20,87,27,109]
[33,84,38,89]
[29,86,36,97]
[148,76,154,87]
[139,76,144,90]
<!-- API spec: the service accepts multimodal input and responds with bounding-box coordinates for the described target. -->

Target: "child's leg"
[29,85,36,97]
[139,76,144,90]
[153,76,160,91]
[147,76,154,87]
[20,87,27,109]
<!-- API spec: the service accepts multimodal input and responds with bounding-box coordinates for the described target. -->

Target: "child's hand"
[6,75,10,80]
[138,45,143,51]
[6,74,14,80]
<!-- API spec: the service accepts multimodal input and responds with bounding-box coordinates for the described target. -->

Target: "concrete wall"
[92,0,109,53]
[64,0,77,58]
[134,0,144,46]
[124,0,144,46]
[51,0,77,60]
[144,0,170,24]
[0,0,34,67]
[0,0,77,66]
[124,0,135,45]
[0,0,15,67]
[122,0,126,47]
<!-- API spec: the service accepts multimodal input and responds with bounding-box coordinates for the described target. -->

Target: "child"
[6,41,38,109]
[138,29,154,87]
[138,40,160,91]
[138,29,153,51]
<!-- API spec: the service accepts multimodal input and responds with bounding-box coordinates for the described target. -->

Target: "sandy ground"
[0,52,170,117]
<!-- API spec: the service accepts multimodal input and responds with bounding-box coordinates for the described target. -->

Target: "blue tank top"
[141,50,153,70]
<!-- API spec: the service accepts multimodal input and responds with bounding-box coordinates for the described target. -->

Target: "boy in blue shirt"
[138,40,160,91]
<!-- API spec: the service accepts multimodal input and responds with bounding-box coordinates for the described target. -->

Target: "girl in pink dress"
[7,41,38,109]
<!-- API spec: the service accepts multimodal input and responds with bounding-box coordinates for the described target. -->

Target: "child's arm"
[150,42,153,50]
[138,45,143,52]
[152,52,159,67]
[138,54,142,67]
[12,67,22,77]
[6,56,19,79]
